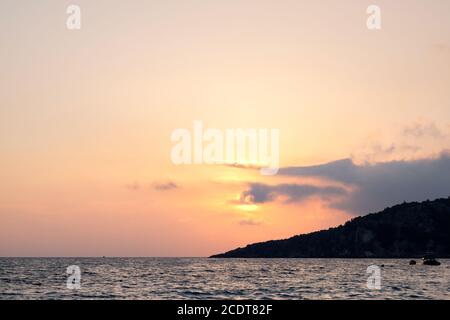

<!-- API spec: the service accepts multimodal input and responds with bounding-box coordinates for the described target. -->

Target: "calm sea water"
[0,258,449,299]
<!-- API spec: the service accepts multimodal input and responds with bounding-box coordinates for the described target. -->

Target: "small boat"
[422,255,441,266]
[409,260,416,265]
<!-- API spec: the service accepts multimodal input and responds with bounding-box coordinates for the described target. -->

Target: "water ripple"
[0,258,449,299]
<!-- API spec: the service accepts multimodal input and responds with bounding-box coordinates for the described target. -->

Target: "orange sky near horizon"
[1,0,450,256]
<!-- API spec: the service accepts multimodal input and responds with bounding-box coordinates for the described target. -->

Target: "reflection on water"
[0,258,449,299]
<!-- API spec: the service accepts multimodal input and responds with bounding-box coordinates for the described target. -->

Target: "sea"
[0,258,449,299]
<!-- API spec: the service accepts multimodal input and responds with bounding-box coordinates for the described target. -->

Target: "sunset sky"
[1,0,450,256]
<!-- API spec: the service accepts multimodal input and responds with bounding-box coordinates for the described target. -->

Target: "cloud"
[125,182,141,191]
[280,159,357,185]
[231,120,450,215]
[350,121,450,164]
[403,122,445,139]
[432,43,450,54]
[224,163,262,170]
[238,219,262,226]
[152,181,179,191]
[276,152,450,214]
[239,182,347,205]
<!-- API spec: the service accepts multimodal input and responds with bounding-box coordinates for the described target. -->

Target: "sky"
[1,0,450,256]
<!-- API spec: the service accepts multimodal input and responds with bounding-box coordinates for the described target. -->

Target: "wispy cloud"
[350,121,449,164]
[224,163,262,170]
[238,219,262,226]
[432,43,450,54]
[403,122,445,139]
[125,182,141,191]
[152,181,179,191]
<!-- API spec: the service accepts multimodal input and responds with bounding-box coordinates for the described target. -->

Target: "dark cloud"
[276,152,450,214]
[152,181,179,191]
[239,182,347,205]
[280,159,357,184]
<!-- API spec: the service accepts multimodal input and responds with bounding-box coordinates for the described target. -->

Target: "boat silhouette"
[422,254,441,266]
